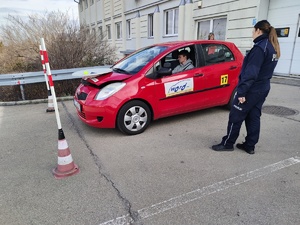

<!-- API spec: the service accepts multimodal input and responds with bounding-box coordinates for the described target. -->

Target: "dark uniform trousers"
[221,90,270,150]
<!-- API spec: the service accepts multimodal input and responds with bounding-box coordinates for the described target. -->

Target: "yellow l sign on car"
[220,74,228,85]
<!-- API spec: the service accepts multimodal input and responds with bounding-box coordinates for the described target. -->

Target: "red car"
[73,40,243,135]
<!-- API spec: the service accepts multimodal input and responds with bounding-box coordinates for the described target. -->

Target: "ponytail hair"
[269,26,281,58]
[254,20,281,59]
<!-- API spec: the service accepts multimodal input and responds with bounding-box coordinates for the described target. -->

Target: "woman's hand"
[238,97,246,104]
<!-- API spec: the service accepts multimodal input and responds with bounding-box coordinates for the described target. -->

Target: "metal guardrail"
[0,66,111,101]
[0,66,111,86]
[1,66,298,87]
[1,66,298,102]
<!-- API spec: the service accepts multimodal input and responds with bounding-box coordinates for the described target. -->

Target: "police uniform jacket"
[237,33,278,98]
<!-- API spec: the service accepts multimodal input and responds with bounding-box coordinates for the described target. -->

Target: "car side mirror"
[157,67,172,77]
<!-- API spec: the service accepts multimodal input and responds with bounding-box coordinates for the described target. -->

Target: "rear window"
[202,44,235,65]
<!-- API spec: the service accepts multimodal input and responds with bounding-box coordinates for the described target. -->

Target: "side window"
[202,44,234,65]
[163,45,196,71]
[164,51,179,70]
[147,45,196,78]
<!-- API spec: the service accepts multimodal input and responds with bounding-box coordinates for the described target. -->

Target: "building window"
[197,18,227,40]
[126,20,131,39]
[98,26,103,37]
[90,0,94,5]
[116,22,122,39]
[197,20,210,40]
[148,14,154,37]
[165,8,179,35]
[85,0,88,9]
[92,28,96,37]
[106,25,111,39]
[79,1,83,11]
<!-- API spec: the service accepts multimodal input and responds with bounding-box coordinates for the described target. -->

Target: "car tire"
[226,88,237,110]
[117,100,151,135]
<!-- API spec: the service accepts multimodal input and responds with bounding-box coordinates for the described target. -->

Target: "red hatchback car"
[73,40,243,135]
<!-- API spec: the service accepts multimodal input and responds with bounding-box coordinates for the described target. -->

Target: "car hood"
[84,72,131,86]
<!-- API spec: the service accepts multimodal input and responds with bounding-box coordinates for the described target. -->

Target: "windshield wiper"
[113,68,131,74]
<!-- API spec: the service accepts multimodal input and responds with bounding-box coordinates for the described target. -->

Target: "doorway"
[290,15,300,75]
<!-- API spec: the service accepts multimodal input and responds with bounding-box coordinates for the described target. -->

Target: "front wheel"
[117,100,151,135]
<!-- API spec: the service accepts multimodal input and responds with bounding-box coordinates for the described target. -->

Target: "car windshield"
[113,46,167,74]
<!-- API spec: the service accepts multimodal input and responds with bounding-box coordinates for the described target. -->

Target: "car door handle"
[194,73,204,77]
[229,66,237,70]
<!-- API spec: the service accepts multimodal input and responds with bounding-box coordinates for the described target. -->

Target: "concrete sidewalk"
[0,79,299,225]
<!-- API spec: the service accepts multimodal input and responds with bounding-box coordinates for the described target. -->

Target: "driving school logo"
[164,78,194,97]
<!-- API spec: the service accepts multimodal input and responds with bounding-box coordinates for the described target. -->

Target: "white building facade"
[75,0,300,76]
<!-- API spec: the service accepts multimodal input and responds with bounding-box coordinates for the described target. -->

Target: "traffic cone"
[46,94,55,112]
[52,129,79,179]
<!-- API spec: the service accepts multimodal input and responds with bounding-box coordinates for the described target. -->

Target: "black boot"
[212,143,234,151]
[236,143,255,154]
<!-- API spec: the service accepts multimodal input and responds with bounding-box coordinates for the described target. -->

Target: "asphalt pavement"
[0,76,299,225]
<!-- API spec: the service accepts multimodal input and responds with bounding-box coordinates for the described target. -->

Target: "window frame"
[79,0,83,11]
[116,22,122,40]
[126,19,131,39]
[201,44,235,66]
[92,28,96,37]
[148,14,154,38]
[106,25,111,40]
[197,18,227,40]
[98,26,103,38]
[164,8,179,36]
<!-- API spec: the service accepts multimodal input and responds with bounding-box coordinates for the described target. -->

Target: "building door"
[197,18,227,40]
[290,15,300,75]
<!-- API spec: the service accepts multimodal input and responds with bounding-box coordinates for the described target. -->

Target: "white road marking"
[99,156,300,225]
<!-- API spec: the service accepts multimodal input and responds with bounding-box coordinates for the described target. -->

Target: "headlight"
[95,82,126,100]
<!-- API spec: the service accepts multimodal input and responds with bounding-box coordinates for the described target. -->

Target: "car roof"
[153,40,236,48]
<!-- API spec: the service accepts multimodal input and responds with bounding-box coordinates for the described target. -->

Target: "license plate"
[73,99,81,112]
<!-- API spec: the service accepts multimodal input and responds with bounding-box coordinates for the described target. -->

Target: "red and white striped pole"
[40,38,79,179]
[39,45,54,112]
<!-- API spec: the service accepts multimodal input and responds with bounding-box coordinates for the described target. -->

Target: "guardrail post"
[20,84,25,100]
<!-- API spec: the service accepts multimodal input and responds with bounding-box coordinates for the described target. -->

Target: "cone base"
[46,108,55,112]
[52,164,79,179]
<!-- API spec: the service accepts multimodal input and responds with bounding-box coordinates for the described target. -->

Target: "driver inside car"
[172,50,194,74]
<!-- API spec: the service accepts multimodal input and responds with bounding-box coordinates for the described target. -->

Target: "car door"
[195,43,240,107]
[153,45,209,118]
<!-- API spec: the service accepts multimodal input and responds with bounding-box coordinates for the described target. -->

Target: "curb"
[271,75,300,87]
[0,96,73,106]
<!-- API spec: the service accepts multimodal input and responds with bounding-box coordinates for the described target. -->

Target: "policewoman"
[212,20,281,154]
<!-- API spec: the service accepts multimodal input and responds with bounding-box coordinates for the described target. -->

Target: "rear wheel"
[117,100,151,135]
